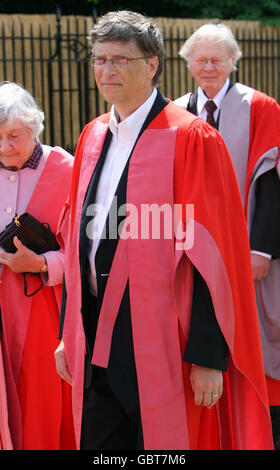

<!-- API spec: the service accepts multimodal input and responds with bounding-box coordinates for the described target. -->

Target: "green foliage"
[87,0,280,24]
[0,0,279,24]
[169,0,280,21]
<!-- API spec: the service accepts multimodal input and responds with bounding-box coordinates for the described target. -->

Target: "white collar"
[197,78,229,114]
[109,88,157,142]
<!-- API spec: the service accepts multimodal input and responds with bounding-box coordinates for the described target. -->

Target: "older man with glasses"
[55,11,273,450]
[175,23,280,449]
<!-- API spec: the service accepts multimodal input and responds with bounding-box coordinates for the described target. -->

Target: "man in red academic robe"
[175,23,280,448]
[55,11,273,450]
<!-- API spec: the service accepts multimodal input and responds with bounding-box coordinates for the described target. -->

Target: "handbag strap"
[23,273,43,297]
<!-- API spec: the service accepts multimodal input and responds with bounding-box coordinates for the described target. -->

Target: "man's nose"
[102,59,117,73]
[203,60,215,69]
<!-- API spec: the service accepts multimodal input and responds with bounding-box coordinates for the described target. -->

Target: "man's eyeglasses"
[192,57,230,68]
[90,55,149,67]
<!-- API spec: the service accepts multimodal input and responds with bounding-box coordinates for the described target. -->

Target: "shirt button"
[6,207,13,214]
[9,175,16,182]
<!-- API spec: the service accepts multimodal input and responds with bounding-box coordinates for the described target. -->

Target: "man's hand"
[0,236,45,273]
[190,364,223,408]
[251,252,271,281]
[54,340,72,385]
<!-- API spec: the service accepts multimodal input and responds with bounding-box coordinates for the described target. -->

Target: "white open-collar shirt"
[89,87,157,293]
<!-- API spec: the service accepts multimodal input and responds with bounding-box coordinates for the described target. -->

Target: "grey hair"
[89,10,165,86]
[179,24,242,71]
[0,81,44,137]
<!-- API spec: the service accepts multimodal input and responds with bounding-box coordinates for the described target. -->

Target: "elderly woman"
[0,82,75,450]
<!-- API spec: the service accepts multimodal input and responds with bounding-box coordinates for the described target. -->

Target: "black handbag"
[0,213,60,296]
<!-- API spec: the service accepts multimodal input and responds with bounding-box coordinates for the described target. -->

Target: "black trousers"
[270,406,280,450]
[80,355,143,450]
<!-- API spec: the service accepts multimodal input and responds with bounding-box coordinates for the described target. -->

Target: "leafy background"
[0,0,280,25]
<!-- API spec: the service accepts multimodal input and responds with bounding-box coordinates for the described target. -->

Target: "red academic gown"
[0,340,12,449]
[59,102,273,449]
[244,90,280,405]
[0,148,76,450]
[176,85,280,406]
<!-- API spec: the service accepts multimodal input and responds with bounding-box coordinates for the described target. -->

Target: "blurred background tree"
[0,0,279,24]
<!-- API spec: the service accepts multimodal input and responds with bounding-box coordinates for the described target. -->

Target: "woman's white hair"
[0,81,44,137]
[179,23,242,70]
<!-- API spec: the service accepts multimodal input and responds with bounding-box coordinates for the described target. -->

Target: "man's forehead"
[192,40,229,57]
[93,39,139,53]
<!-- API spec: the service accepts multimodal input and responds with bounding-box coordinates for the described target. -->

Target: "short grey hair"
[179,23,242,70]
[89,10,165,86]
[0,81,44,137]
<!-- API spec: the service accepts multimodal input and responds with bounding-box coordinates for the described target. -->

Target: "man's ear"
[147,56,159,81]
